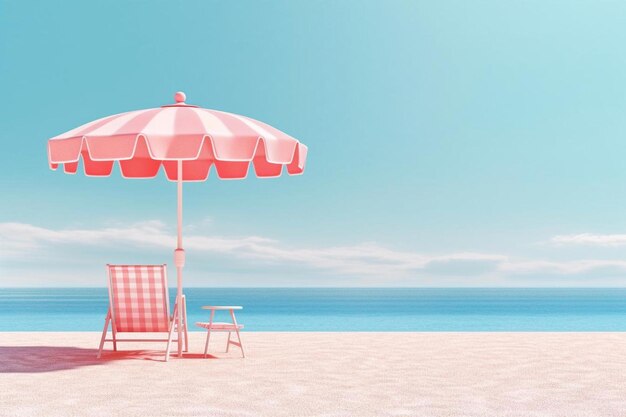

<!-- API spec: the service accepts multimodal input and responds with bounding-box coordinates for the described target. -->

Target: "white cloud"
[4,222,626,285]
[0,221,505,277]
[549,233,626,246]
[500,259,626,275]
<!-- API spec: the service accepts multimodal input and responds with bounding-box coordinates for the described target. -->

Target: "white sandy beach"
[1,332,626,417]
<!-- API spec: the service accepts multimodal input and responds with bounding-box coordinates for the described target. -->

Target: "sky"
[2,1,626,287]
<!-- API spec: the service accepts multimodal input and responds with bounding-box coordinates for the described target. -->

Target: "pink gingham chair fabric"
[98,264,188,361]
[107,265,170,332]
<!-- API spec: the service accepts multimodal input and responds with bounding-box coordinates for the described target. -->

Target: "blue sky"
[3,1,626,286]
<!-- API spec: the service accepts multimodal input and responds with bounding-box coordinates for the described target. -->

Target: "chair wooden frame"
[97,264,189,362]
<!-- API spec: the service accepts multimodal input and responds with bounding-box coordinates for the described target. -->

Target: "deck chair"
[97,264,189,362]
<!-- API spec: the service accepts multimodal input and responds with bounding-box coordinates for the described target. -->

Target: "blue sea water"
[1,288,626,331]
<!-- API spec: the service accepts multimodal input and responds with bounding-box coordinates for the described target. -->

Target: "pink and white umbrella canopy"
[47,92,307,359]
[48,91,307,180]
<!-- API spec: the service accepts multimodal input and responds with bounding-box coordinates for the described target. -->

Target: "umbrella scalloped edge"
[48,135,307,180]
[47,105,307,181]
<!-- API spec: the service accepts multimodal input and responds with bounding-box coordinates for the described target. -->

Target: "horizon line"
[2,286,626,289]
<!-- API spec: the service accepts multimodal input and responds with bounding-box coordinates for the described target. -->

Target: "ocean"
[1,287,626,331]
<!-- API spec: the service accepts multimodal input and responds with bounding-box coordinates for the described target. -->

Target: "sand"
[1,332,625,417]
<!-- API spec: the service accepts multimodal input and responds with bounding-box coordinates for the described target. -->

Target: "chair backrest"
[106,264,170,332]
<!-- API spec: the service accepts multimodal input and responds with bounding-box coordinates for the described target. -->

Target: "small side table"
[195,306,245,358]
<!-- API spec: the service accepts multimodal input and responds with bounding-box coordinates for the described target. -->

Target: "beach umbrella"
[47,91,308,356]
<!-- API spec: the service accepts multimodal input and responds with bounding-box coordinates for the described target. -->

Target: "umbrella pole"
[174,160,185,357]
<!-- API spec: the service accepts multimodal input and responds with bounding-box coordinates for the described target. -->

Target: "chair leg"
[226,332,231,353]
[182,295,189,353]
[234,328,245,358]
[111,310,118,352]
[203,309,215,358]
[111,325,118,351]
[97,309,111,358]
[229,309,245,358]
[203,330,212,358]
[165,303,178,362]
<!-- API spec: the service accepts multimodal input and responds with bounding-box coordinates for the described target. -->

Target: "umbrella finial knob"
[174,91,186,104]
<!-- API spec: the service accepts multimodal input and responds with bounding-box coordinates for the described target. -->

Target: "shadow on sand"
[0,346,215,373]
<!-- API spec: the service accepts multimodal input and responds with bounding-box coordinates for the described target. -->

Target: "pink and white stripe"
[48,101,308,181]
[108,264,170,333]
